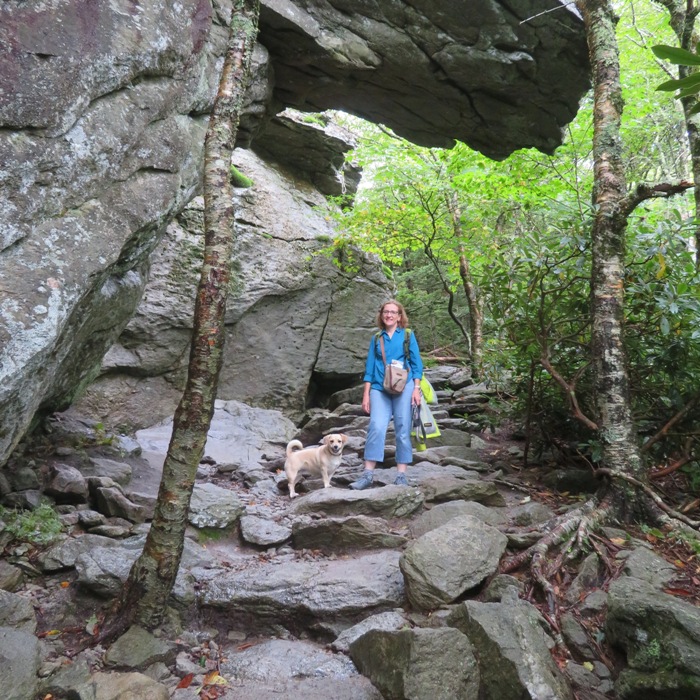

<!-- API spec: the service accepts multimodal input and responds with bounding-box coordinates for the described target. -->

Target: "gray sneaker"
[394,473,409,486]
[350,470,374,490]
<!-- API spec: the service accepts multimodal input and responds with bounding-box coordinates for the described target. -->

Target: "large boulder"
[199,550,405,628]
[607,576,700,699]
[75,147,390,427]
[287,484,424,518]
[447,597,574,700]
[218,638,381,700]
[257,0,589,157]
[0,0,244,468]
[292,515,408,551]
[0,627,42,700]
[1,0,589,465]
[349,627,480,700]
[399,515,507,609]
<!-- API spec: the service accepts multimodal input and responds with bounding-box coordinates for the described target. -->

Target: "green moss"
[300,113,328,127]
[168,237,203,287]
[230,165,254,188]
[616,668,700,700]
[195,525,237,543]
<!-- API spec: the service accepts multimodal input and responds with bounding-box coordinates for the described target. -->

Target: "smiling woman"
[349,299,423,490]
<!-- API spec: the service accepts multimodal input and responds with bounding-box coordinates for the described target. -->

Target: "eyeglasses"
[382,310,399,316]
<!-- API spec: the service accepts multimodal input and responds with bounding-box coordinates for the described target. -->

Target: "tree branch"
[642,391,700,453]
[539,356,599,430]
[621,180,694,219]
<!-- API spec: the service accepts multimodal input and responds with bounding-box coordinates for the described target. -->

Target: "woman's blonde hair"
[376,299,409,330]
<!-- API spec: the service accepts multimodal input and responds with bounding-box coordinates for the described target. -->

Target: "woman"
[350,299,423,489]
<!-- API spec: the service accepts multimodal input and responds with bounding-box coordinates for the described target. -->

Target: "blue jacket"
[363,327,423,392]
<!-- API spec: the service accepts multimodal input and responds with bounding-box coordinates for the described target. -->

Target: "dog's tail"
[286,439,304,458]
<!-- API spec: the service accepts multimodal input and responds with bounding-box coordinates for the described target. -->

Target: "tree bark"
[576,0,647,515]
[112,0,260,633]
[445,192,484,377]
[458,249,484,379]
[653,0,700,268]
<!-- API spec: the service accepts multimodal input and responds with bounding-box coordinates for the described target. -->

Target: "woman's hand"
[411,385,422,407]
[362,393,371,414]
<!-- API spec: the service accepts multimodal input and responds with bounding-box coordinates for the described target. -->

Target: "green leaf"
[660,316,670,335]
[657,73,700,92]
[677,89,700,100]
[657,79,684,92]
[652,44,700,65]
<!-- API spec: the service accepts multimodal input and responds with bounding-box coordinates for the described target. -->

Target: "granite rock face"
[0,0,243,467]
[257,0,590,157]
[0,0,589,466]
[74,146,391,427]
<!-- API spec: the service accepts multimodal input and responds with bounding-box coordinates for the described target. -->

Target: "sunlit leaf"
[203,671,228,686]
[656,252,666,279]
[652,44,700,65]
[40,630,62,638]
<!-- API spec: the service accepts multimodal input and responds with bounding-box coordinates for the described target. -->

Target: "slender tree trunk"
[457,249,483,378]
[654,0,700,268]
[112,0,260,633]
[422,243,472,350]
[445,192,484,377]
[577,0,646,516]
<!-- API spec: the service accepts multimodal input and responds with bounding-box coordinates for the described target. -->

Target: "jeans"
[364,383,414,464]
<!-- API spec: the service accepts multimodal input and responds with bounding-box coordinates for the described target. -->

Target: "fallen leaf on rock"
[664,587,693,596]
[177,673,194,689]
[203,671,228,686]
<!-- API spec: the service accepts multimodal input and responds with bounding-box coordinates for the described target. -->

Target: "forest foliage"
[324,2,700,485]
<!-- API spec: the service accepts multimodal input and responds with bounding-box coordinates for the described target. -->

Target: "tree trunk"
[445,192,484,377]
[576,0,646,516]
[458,249,484,379]
[654,0,700,268]
[113,0,260,633]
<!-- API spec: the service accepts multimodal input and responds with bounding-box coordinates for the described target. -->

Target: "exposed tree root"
[501,496,606,579]
[500,469,700,666]
[502,473,700,606]
[595,467,700,529]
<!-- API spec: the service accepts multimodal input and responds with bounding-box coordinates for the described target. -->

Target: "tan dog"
[284,433,349,498]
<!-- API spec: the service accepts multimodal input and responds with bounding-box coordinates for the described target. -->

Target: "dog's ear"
[321,435,331,445]
[341,434,349,444]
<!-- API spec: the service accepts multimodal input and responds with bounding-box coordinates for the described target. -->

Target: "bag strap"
[377,328,412,368]
[379,335,387,365]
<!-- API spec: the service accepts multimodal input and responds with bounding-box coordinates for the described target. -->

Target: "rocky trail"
[2,366,699,700]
